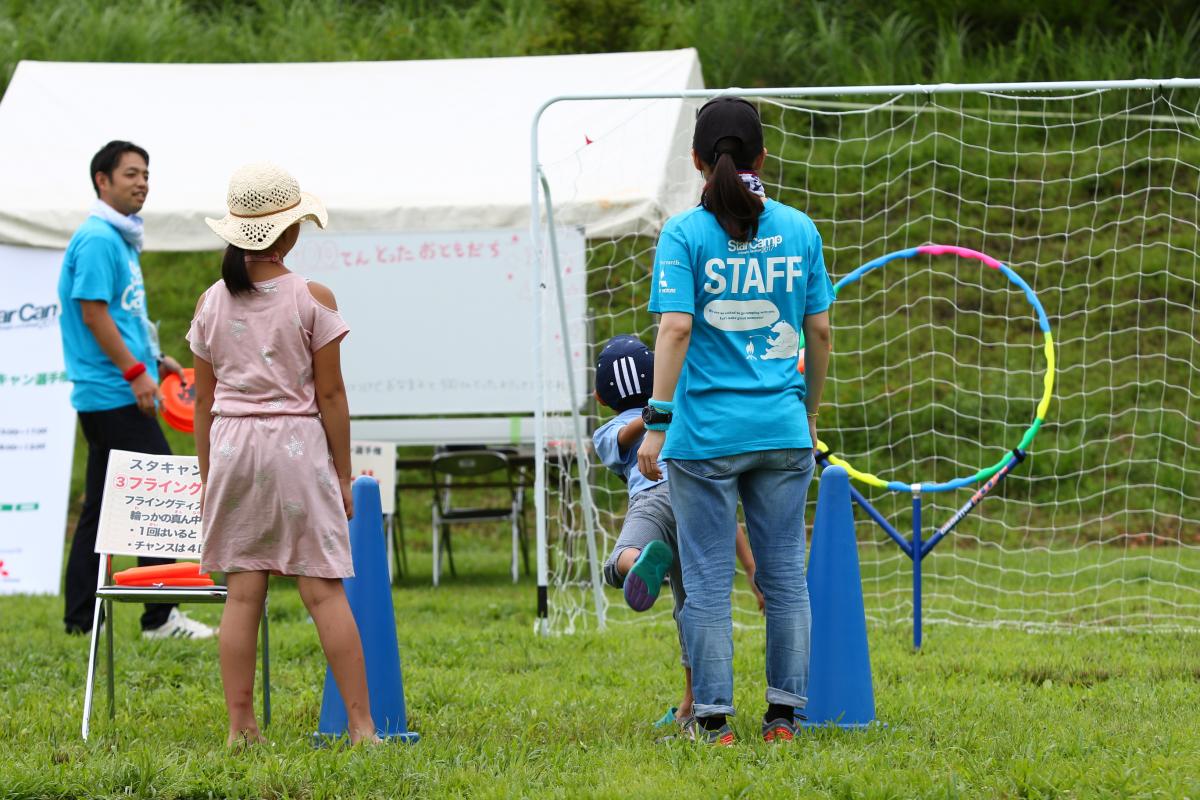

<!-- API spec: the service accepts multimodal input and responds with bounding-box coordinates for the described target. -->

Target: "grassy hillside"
[7,0,1196,547]
[2,0,1199,96]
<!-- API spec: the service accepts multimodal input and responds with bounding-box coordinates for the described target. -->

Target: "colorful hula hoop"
[817,244,1055,494]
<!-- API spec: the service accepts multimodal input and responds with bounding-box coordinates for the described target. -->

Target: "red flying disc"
[160,368,195,434]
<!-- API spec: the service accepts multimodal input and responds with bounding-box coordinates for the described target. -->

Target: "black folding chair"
[430,449,529,585]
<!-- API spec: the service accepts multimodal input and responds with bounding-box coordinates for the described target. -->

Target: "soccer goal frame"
[529,78,1200,641]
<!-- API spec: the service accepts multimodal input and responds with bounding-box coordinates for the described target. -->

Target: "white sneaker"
[142,608,217,640]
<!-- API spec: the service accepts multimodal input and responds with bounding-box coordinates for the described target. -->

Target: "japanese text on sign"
[96,450,205,558]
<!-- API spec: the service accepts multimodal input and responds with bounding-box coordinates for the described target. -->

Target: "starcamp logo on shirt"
[120,259,146,314]
[727,234,784,253]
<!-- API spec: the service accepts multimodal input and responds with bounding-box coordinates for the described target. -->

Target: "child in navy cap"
[593,334,762,729]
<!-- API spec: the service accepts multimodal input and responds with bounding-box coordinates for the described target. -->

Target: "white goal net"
[533,80,1200,637]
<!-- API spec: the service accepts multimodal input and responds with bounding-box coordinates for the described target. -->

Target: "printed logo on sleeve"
[658,269,676,295]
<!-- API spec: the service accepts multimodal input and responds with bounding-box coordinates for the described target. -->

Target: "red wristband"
[122,362,147,382]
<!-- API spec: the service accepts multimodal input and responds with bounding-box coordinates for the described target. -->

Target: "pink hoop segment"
[916,244,1002,269]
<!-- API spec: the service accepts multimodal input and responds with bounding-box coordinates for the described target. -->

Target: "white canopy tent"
[0,50,704,249]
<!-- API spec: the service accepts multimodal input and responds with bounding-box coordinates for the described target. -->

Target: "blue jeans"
[668,448,815,719]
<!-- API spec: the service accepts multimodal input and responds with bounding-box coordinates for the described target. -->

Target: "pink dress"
[187,271,353,578]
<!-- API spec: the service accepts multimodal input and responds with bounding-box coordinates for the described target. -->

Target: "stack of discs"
[114,562,214,587]
[160,368,196,434]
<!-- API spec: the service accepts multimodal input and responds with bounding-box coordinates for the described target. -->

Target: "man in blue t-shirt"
[58,140,214,639]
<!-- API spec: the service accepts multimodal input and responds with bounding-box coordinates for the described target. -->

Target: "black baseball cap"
[692,96,764,169]
[595,335,653,412]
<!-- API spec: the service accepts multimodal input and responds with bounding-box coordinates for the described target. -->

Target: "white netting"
[537,83,1200,637]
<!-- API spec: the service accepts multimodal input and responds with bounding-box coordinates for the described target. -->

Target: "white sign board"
[0,244,75,595]
[96,451,203,560]
[351,440,396,516]
[290,228,588,417]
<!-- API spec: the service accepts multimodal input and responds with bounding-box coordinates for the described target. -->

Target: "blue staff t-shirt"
[57,216,159,412]
[593,408,667,498]
[648,198,833,460]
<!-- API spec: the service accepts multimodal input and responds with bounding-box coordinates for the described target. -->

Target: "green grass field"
[2,534,1198,799]
[6,2,1200,795]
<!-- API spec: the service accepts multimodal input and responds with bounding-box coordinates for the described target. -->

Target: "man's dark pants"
[63,403,176,633]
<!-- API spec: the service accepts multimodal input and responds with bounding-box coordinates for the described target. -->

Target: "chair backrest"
[429,450,514,513]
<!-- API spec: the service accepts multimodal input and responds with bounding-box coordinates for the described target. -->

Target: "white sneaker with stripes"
[141,608,217,640]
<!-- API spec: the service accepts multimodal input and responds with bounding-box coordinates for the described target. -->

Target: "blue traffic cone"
[802,465,876,729]
[317,476,419,742]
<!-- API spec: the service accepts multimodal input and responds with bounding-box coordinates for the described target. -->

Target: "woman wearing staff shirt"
[637,97,833,745]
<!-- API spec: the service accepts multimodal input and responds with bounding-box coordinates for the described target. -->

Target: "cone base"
[800,719,883,730]
[311,731,420,747]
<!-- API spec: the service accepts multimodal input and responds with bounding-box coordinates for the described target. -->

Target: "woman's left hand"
[637,429,666,481]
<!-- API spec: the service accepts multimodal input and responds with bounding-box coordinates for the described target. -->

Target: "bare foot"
[349,727,382,746]
[227,729,267,749]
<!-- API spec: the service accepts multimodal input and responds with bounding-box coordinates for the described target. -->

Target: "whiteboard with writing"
[291,228,588,417]
[96,451,204,559]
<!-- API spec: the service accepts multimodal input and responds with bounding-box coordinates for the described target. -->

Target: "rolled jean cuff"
[694,702,735,718]
[766,687,807,709]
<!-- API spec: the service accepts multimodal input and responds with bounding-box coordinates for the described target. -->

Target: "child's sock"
[698,714,727,731]
[765,703,793,722]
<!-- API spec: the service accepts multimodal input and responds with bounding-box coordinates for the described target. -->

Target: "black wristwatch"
[641,405,672,429]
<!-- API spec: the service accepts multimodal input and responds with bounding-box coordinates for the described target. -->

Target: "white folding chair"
[80,450,269,740]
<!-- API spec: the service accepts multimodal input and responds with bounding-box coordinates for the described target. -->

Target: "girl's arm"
[193,355,215,487]
[191,293,215,490]
[309,283,352,519]
[636,312,692,481]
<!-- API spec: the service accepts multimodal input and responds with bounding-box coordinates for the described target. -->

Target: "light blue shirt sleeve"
[69,234,120,302]
[593,418,628,472]
[805,226,833,315]
[648,221,696,315]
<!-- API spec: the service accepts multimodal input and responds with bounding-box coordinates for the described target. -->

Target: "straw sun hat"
[205,162,327,250]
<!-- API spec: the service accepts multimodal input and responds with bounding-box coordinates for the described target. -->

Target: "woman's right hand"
[638,429,666,481]
[131,372,158,417]
[339,477,355,520]
[808,417,819,451]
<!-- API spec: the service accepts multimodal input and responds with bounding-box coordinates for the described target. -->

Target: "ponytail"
[703,139,762,243]
[221,244,255,296]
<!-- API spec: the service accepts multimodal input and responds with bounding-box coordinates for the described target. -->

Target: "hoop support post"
[921,450,1026,559]
[911,485,923,649]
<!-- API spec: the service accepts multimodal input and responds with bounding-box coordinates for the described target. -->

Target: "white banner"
[96,451,203,559]
[0,244,75,595]
[290,228,588,417]
[351,440,396,515]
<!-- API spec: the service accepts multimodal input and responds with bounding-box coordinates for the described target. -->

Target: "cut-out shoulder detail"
[306,281,338,312]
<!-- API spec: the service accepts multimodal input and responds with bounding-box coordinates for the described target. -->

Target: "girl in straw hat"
[189,163,378,746]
